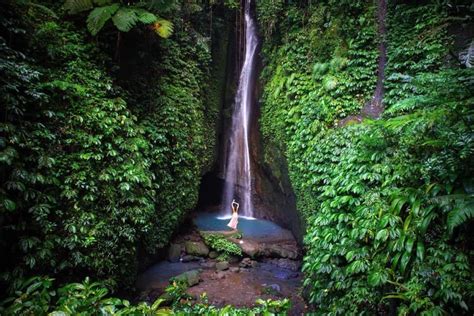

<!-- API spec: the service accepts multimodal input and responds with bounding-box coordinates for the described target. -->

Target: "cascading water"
[221,0,258,218]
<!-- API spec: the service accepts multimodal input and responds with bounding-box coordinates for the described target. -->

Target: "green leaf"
[135,9,158,24]
[64,0,93,14]
[112,7,139,32]
[151,19,173,38]
[3,199,16,211]
[447,202,474,234]
[416,241,425,261]
[86,4,120,35]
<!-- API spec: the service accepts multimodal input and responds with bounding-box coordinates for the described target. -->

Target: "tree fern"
[64,0,93,14]
[86,3,119,35]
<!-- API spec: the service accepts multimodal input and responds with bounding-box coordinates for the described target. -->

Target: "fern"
[447,197,474,233]
[152,19,173,38]
[86,3,119,35]
[135,9,158,24]
[112,8,139,32]
[64,0,93,14]
[459,40,474,68]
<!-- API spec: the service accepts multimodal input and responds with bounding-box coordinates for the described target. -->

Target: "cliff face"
[195,3,302,242]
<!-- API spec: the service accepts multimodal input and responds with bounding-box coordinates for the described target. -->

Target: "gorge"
[1,0,473,315]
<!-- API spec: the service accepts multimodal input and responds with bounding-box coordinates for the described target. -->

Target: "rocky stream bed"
[136,221,306,315]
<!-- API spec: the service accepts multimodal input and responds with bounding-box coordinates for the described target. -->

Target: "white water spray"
[222,0,258,218]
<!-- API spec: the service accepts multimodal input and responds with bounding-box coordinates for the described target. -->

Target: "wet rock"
[239,257,257,268]
[185,241,209,257]
[208,251,218,259]
[239,240,260,258]
[265,258,301,271]
[229,267,240,273]
[268,283,281,292]
[172,270,201,287]
[216,261,229,271]
[181,255,200,262]
[261,283,281,296]
[200,261,216,269]
[168,243,182,262]
[267,244,298,259]
[228,256,240,264]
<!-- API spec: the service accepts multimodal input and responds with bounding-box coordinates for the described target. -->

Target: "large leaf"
[135,9,158,24]
[86,3,120,35]
[64,0,93,14]
[151,19,173,38]
[112,7,139,32]
[447,200,474,233]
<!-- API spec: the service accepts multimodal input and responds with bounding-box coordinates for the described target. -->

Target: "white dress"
[227,211,238,230]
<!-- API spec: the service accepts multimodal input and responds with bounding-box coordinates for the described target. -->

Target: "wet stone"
[216,261,229,271]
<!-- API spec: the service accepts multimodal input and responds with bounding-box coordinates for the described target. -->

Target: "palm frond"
[86,3,120,35]
[151,19,173,38]
[64,0,93,14]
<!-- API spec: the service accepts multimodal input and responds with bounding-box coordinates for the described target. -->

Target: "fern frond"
[86,3,120,35]
[430,194,474,233]
[135,9,158,24]
[459,40,474,68]
[28,2,59,19]
[64,0,93,14]
[447,200,474,233]
[112,7,139,32]
[93,0,112,5]
[152,19,173,38]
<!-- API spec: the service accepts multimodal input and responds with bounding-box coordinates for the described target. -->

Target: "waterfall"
[221,0,258,218]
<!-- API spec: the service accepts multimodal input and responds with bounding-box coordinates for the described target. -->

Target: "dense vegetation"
[0,0,224,290]
[1,0,473,314]
[258,0,473,314]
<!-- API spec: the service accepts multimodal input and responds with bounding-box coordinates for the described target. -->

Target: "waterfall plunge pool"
[193,212,289,239]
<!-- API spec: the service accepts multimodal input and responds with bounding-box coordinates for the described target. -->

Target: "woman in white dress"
[227,199,239,230]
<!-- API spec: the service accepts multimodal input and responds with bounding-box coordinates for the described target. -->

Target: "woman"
[227,199,239,230]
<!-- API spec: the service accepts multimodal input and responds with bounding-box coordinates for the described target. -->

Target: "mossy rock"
[184,241,209,257]
[171,269,201,287]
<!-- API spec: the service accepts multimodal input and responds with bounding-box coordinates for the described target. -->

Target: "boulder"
[216,261,229,271]
[239,257,253,268]
[200,261,216,269]
[265,258,301,271]
[267,244,298,259]
[228,256,240,264]
[208,251,218,259]
[239,240,260,258]
[172,270,201,287]
[181,255,200,262]
[185,241,209,257]
[168,243,182,262]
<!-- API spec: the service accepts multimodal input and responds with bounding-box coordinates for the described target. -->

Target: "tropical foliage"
[64,0,173,37]
[0,0,226,289]
[258,0,474,314]
[0,276,290,315]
